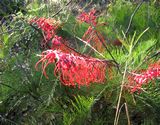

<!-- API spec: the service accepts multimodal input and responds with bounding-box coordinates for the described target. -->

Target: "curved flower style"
[128,61,160,93]
[35,50,111,88]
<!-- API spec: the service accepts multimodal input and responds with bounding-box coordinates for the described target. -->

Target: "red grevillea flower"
[77,9,97,26]
[77,9,107,52]
[35,50,110,88]
[30,17,60,47]
[30,18,73,53]
[128,61,160,93]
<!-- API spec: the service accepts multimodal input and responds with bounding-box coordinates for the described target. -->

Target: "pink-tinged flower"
[35,50,112,88]
[127,61,160,93]
[77,9,97,26]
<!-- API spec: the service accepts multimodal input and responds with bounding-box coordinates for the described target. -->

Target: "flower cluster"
[128,61,160,93]
[35,50,109,88]
[33,12,113,88]
[77,9,97,26]
[30,17,60,47]
[77,10,106,52]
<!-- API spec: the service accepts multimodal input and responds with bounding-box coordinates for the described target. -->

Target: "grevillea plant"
[32,9,117,88]
[1,1,160,125]
[27,9,113,88]
[81,26,106,52]
[34,9,159,93]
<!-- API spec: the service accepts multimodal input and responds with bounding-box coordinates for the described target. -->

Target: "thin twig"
[0,82,17,90]
[136,50,160,70]
[116,103,125,125]
[75,36,106,58]
[125,103,131,125]
[125,0,144,35]
[51,0,72,18]
[114,60,128,125]
[115,103,131,125]
[94,30,122,74]
[114,40,134,125]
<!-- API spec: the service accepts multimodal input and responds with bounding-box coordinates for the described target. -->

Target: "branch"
[125,0,144,35]
[75,36,106,58]
[0,82,17,91]
[94,30,122,74]
[51,0,72,18]
[136,50,160,70]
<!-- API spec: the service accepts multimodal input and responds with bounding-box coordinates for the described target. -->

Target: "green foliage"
[135,79,160,124]
[107,0,160,40]
[63,95,94,125]
[0,0,159,125]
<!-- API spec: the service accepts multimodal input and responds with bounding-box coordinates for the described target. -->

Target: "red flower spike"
[30,17,74,53]
[30,17,60,48]
[36,50,111,87]
[127,60,160,93]
[77,9,97,26]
